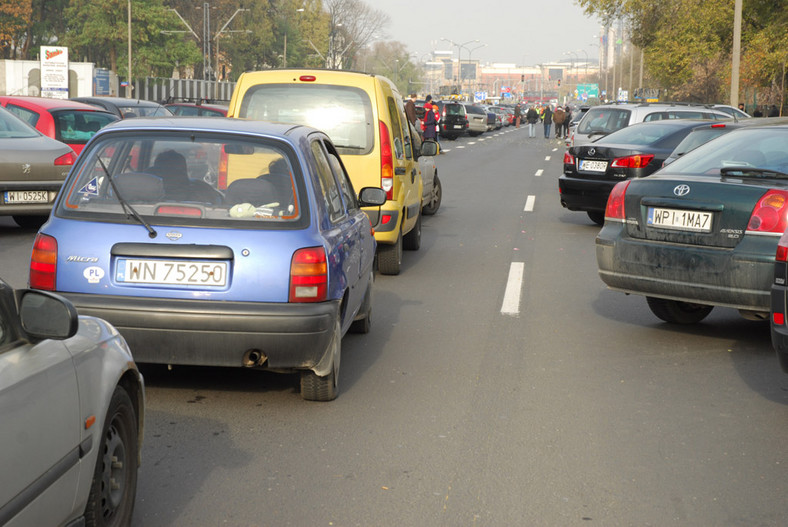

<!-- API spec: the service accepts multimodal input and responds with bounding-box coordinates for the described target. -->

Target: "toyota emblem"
[673,184,691,197]
[588,148,596,156]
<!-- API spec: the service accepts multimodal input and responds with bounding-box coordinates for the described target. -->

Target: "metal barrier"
[130,77,236,103]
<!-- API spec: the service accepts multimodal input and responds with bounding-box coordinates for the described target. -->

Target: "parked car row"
[560,100,788,374]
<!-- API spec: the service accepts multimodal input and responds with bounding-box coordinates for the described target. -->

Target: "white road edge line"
[501,262,525,316]
[535,169,544,177]
[524,195,535,212]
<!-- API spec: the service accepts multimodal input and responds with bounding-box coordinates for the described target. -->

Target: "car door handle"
[395,167,406,175]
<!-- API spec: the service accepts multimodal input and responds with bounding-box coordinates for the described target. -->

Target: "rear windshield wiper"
[98,157,158,238]
[720,167,788,179]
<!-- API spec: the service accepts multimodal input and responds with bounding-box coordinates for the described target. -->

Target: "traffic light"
[521,74,524,82]
[557,79,561,86]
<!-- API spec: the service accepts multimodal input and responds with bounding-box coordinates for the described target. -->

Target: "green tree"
[64,0,200,78]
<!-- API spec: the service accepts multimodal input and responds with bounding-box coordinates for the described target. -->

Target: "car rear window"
[663,128,788,176]
[53,110,119,145]
[57,131,308,229]
[671,127,733,158]
[577,108,631,135]
[0,107,41,138]
[598,122,692,147]
[238,84,375,156]
[443,104,464,116]
[117,105,171,118]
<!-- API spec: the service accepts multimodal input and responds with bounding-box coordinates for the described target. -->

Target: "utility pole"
[730,0,742,107]
[127,0,132,97]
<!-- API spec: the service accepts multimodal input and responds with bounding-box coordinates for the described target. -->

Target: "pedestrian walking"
[543,105,553,139]
[563,105,572,139]
[552,106,565,138]
[514,103,522,128]
[526,105,538,137]
[422,96,438,141]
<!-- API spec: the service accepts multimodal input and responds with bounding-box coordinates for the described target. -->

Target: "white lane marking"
[524,195,535,212]
[535,169,544,177]
[456,146,466,149]
[467,142,476,145]
[545,156,551,161]
[501,262,525,316]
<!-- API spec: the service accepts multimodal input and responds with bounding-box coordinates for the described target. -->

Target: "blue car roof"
[97,117,312,142]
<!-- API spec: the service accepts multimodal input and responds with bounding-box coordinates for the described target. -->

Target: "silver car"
[0,278,144,526]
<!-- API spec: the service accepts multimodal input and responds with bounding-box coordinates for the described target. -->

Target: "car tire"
[84,385,138,527]
[422,174,442,216]
[349,271,373,334]
[301,318,340,401]
[403,213,421,251]
[646,297,714,324]
[378,228,402,275]
[13,215,47,229]
[587,210,605,225]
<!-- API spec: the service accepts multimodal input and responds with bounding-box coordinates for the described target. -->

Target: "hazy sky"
[370,0,603,66]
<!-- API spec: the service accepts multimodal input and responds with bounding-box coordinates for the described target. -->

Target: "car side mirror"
[357,187,387,207]
[19,290,79,340]
[420,140,438,157]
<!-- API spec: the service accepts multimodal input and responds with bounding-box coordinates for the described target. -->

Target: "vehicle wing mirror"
[357,187,387,207]
[420,140,438,157]
[19,290,79,340]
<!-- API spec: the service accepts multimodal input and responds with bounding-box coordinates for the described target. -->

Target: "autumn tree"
[0,0,32,59]
[324,0,390,69]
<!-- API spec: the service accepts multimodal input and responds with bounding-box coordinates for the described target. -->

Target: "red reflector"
[55,151,76,166]
[381,214,392,225]
[299,75,316,82]
[774,312,785,326]
[155,205,203,217]
[30,233,58,291]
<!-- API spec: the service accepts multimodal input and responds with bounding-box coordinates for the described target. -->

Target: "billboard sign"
[41,46,69,99]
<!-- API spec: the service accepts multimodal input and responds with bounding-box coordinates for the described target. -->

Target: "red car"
[0,96,119,154]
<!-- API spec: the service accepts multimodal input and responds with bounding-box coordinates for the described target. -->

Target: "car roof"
[95,116,314,142]
[0,95,112,112]
[73,97,165,107]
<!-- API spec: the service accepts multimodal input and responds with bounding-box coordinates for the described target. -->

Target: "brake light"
[379,120,393,200]
[605,180,630,221]
[776,229,788,262]
[563,151,575,164]
[748,190,788,233]
[55,151,76,166]
[299,75,316,82]
[218,145,228,190]
[30,233,58,290]
[289,247,327,302]
[711,123,727,128]
[774,312,785,325]
[611,154,654,169]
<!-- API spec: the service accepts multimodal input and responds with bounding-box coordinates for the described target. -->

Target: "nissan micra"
[30,117,386,401]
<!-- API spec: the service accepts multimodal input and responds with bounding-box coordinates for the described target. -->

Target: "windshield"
[238,84,374,156]
[598,122,693,147]
[0,106,41,138]
[58,131,307,228]
[577,108,630,135]
[53,110,119,145]
[662,128,788,176]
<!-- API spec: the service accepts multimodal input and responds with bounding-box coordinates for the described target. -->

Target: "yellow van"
[227,69,428,275]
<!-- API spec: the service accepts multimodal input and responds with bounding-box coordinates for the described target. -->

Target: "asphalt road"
[2,125,787,526]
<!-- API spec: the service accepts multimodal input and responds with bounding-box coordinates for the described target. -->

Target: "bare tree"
[324,0,389,69]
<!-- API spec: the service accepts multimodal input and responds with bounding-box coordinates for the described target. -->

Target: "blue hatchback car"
[30,117,386,401]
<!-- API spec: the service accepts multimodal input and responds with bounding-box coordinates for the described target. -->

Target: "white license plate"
[4,190,48,204]
[453,125,463,129]
[579,160,608,172]
[116,258,228,286]
[647,207,713,232]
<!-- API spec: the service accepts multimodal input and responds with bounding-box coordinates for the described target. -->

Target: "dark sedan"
[596,122,788,324]
[560,119,717,225]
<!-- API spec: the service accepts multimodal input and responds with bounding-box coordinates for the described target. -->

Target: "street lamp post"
[466,43,486,94]
[441,37,478,96]
[282,7,305,68]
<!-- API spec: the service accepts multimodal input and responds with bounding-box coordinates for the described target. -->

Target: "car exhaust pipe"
[242,349,267,367]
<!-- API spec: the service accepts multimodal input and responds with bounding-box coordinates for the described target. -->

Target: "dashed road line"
[535,169,543,177]
[524,195,535,212]
[501,262,525,316]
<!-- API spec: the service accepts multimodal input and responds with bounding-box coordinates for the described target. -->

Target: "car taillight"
[55,151,76,166]
[563,151,575,164]
[379,120,393,200]
[289,247,327,302]
[776,229,788,262]
[611,154,654,169]
[30,233,58,291]
[748,190,788,234]
[605,180,630,221]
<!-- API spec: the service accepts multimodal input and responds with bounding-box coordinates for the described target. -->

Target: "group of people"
[516,102,573,139]
[405,93,441,141]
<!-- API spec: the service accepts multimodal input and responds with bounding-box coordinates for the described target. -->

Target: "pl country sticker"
[83,266,104,284]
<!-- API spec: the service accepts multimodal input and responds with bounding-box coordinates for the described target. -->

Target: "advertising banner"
[41,46,69,99]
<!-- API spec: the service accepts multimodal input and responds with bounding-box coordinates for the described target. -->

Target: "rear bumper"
[558,174,617,212]
[61,292,339,370]
[769,265,788,373]
[596,223,775,312]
